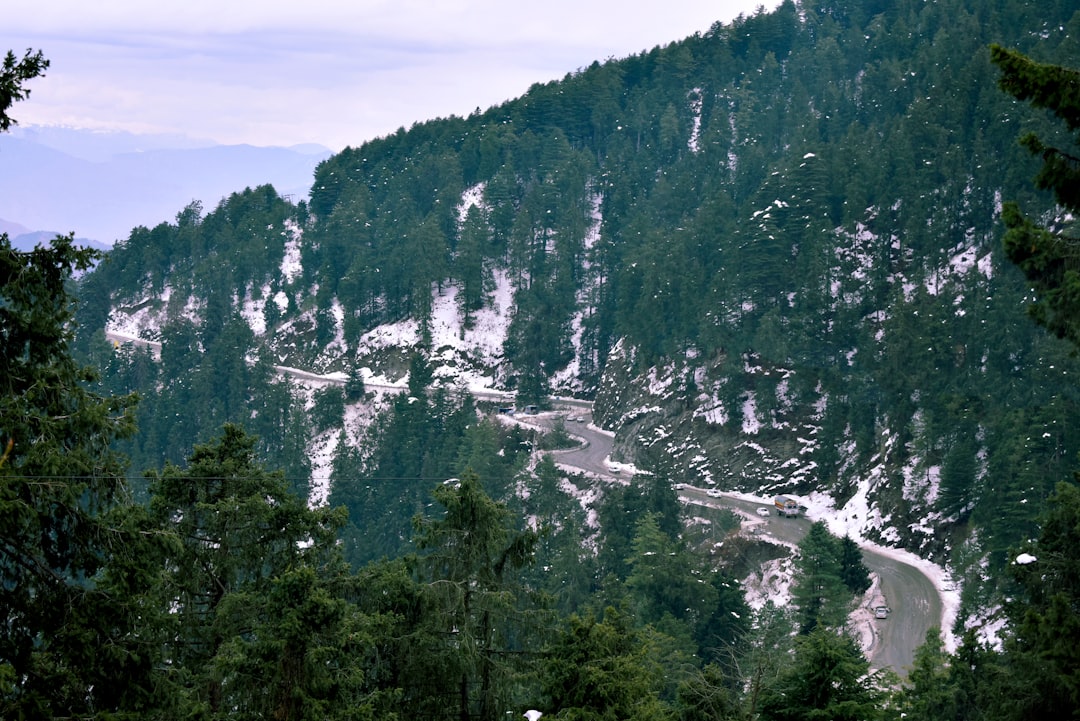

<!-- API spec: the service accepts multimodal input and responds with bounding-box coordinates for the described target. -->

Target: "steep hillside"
[77,0,1080,590]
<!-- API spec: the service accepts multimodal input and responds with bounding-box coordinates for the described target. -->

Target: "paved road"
[862,546,941,672]
[531,411,941,675]
[529,407,622,478]
[101,336,941,674]
[106,330,520,402]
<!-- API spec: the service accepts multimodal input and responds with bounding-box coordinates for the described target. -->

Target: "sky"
[3,0,777,151]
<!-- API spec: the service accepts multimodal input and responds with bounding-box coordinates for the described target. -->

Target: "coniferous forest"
[4,0,1080,718]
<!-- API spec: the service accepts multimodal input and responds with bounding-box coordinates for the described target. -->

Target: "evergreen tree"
[790,522,850,634]
[998,481,1080,721]
[519,454,598,615]
[596,473,684,583]
[675,664,741,721]
[211,562,379,721]
[758,628,890,721]
[145,424,344,718]
[992,46,1080,347]
[456,203,494,328]
[538,607,671,721]
[626,512,702,625]
[410,471,540,721]
[947,630,1007,721]
[0,228,147,717]
[898,628,958,721]
[838,534,872,595]
[0,49,47,131]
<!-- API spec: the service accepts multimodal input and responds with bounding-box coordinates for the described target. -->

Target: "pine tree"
[898,628,958,721]
[0,49,47,131]
[838,534,872,595]
[145,424,344,717]
[790,522,849,634]
[539,607,671,721]
[0,229,151,716]
[0,128,152,714]
[758,628,890,721]
[991,46,1080,347]
[410,471,540,721]
[211,562,378,721]
[999,481,1080,720]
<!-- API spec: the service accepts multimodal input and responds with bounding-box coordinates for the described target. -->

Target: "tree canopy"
[993,45,1080,347]
[0,49,47,132]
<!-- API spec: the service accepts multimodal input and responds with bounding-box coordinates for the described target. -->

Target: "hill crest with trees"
[6,0,1080,717]
[75,0,1080,626]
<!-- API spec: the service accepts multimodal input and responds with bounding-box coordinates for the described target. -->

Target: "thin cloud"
[1,1,776,149]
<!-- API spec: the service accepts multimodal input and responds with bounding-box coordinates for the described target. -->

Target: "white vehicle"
[756,507,771,517]
[874,605,890,619]
[706,489,722,498]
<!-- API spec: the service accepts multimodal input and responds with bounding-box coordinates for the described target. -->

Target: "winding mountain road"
[534,409,943,676]
[101,333,943,673]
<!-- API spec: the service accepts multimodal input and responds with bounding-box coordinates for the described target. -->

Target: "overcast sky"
[3,1,777,151]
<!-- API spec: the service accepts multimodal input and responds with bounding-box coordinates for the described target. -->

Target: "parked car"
[874,605,890,619]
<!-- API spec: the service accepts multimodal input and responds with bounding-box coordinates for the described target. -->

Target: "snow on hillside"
[718,486,960,653]
[800,488,960,650]
[351,269,514,394]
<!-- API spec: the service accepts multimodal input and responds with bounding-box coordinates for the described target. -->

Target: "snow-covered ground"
[718,488,960,652]
[352,271,515,395]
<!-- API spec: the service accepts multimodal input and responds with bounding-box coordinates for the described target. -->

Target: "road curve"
[530,410,942,675]
[99,337,943,674]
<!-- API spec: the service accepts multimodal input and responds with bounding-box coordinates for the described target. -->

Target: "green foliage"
[993,45,1080,348]
[674,664,741,721]
[0,234,142,718]
[212,563,380,721]
[759,628,891,721]
[994,481,1080,720]
[410,471,541,721]
[539,607,672,721]
[518,454,598,614]
[596,473,684,582]
[67,0,1080,581]
[898,628,959,721]
[790,522,852,633]
[0,48,47,131]
[838,534,872,595]
[145,423,347,717]
[330,354,490,565]
[29,4,1080,717]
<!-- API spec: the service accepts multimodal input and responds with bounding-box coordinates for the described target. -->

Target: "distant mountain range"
[0,218,110,252]
[0,126,332,246]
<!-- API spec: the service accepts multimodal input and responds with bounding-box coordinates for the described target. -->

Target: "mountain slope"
[77,0,1080,595]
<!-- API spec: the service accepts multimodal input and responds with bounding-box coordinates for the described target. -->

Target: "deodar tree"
[409,470,540,721]
[0,48,160,718]
[992,44,1080,347]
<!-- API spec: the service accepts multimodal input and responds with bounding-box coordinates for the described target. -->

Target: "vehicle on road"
[706,489,722,498]
[874,605,890,619]
[756,507,771,517]
[774,495,800,517]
